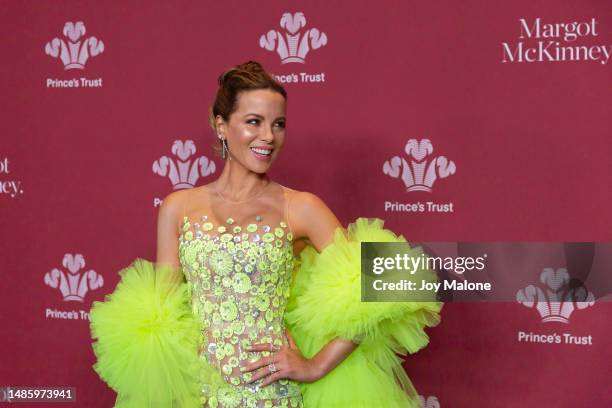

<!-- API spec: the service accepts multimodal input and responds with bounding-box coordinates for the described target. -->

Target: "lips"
[250,147,273,155]
[250,147,273,161]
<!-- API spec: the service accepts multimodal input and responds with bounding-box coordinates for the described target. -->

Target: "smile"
[250,147,273,155]
[250,147,273,161]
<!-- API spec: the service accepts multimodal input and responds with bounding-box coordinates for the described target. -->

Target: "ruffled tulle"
[89,259,203,407]
[90,218,442,407]
[285,217,443,408]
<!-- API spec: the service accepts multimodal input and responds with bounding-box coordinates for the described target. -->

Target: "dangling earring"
[219,135,231,160]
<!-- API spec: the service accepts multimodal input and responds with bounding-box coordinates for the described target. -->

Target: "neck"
[214,160,271,201]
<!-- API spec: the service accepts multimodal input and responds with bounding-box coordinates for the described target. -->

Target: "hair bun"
[237,61,264,73]
[218,61,265,85]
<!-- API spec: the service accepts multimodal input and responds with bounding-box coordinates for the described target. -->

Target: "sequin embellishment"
[178,215,301,407]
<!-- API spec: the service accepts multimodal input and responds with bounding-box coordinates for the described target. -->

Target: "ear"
[215,115,228,137]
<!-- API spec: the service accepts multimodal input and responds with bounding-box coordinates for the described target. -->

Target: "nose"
[260,125,274,143]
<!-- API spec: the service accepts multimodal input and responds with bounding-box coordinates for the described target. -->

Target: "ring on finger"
[268,362,278,373]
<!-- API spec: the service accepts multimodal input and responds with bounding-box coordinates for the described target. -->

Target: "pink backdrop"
[1,1,610,406]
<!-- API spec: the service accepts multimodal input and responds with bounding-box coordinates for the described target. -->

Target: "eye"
[247,118,260,125]
[275,121,286,128]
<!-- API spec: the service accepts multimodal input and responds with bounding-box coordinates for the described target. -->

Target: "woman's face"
[218,89,286,173]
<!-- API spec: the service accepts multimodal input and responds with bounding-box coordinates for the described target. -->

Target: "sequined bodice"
[178,203,302,407]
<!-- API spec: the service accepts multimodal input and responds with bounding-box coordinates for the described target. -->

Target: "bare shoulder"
[160,188,188,215]
[290,190,330,217]
[159,184,209,216]
[158,188,199,233]
[287,188,342,251]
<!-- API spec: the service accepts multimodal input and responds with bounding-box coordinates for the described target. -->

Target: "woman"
[90,61,442,408]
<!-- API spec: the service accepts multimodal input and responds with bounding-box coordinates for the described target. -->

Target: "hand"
[241,330,322,386]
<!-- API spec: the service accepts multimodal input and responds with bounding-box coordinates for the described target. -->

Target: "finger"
[245,361,284,384]
[245,366,271,383]
[246,343,277,352]
[240,355,273,373]
[244,358,285,383]
[261,371,285,387]
[246,343,267,351]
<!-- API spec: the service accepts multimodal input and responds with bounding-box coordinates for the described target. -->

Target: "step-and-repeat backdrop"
[1,1,610,406]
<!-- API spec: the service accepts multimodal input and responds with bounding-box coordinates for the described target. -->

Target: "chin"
[250,158,275,172]
[247,162,271,174]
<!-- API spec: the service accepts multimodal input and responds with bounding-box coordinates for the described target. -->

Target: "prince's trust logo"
[44,254,104,321]
[153,140,216,189]
[418,395,440,408]
[152,140,216,207]
[383,139,456,214]
[260,12,327,64]
[45,21,104,89]
[516,268,594,323]
[45,22,104,69]
[44,254,104,302]
[383,139,456,192]
[516,268,594,347]
[260,12,327,84]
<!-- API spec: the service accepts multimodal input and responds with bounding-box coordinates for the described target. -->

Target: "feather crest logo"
[153,140,216,189]
[383,139,456,192]
[419,395,441,408]
[516,267,595,323]
[45,22,104,70]
[259,12,327,64]
[44,254,104,302]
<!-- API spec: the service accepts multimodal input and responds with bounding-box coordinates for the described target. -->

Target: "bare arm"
[289,192,358,380]
[155,190,184,287]
[243,191,358,385]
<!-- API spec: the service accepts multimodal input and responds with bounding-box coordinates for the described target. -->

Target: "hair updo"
[209,61,287,159]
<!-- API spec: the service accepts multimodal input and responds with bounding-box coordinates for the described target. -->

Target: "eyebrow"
[243,113,286,121]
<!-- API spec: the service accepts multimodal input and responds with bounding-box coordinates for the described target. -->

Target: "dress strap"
[281,185,294,236]
[178,193,186,235]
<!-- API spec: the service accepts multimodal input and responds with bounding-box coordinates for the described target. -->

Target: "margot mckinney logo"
[501,17,611,64]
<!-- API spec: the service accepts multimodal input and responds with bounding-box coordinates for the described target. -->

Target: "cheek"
[232,126,257,141]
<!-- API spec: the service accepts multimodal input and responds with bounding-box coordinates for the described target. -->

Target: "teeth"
[251,148,272,155]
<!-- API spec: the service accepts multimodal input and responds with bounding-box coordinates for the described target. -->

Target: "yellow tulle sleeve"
[89,259,203,408]
[284,217,443,408]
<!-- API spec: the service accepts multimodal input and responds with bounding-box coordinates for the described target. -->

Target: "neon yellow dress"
[90,184,442,407]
